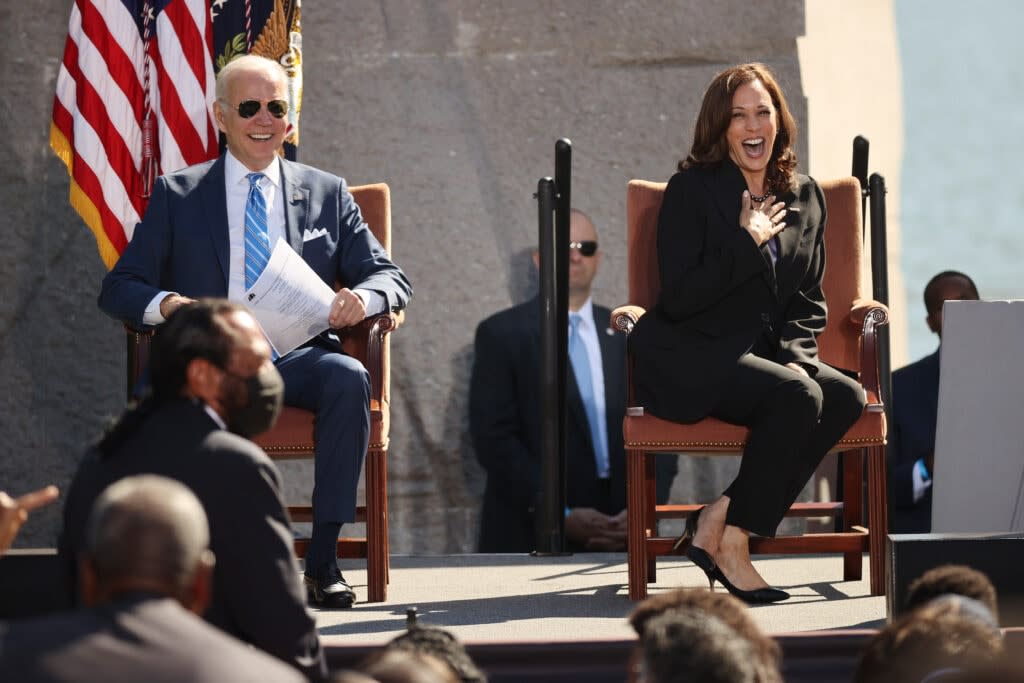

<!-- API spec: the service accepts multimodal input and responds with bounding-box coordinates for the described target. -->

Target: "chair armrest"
[336,311,401,404]
[849,299,889,412]
[848,298,889,327]
[611,305,646,334]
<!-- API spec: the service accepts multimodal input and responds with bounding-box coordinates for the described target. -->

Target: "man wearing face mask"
[59,299,327,681]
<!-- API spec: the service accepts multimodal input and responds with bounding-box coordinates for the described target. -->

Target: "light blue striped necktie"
[244,172,271,290]
[569,312,609,478]
[243,173,278,360]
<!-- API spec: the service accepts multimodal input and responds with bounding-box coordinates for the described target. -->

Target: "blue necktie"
[244,172,271,289]
[569,313,609,478]
[243,173,278,360]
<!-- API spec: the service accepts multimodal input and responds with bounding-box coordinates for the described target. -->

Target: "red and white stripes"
[51,0,219,268]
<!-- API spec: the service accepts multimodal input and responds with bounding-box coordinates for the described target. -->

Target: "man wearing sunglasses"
[470,209,675,552]
[98,55,412,610]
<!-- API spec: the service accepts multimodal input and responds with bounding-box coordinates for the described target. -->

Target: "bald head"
[215,54,288,103]
[83,475,213,605]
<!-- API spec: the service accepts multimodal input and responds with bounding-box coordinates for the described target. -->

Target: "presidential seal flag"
[50,0,303,269]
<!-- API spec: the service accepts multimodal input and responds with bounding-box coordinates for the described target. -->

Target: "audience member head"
[385,625,487,683]
[79,475,215,615]
[329,672,378,683]
[907,564,998,622]
[923,270,979,338]
[635,607,759,683]
[149,299,283,437]
[682,62,798,195]
[629,588,781,682]
[531,208,602,310]
[213,55,291,171]
[854,595,1004,683]
[358,648,459,683]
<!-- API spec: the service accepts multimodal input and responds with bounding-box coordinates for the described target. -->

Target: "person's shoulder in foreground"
[3,475,305,683]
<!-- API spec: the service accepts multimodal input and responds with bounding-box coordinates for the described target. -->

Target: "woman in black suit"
[629,63,865,603]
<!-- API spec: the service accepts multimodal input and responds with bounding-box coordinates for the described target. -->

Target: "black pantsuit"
[629,160,865,537]
[712,354,864,535]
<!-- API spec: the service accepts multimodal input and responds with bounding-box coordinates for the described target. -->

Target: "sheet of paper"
[244,238,335,356]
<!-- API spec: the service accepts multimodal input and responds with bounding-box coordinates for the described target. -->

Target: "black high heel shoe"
[686,544,789,604]
[710,565,790,604]
[672,506,705,551]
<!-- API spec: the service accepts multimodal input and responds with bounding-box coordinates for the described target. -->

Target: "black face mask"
[220,363,284,437]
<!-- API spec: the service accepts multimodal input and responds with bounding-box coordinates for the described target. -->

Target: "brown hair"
[681,62,798,195]
[906,564,997,620]
[629,588,782,683]
[853,597,1004,683]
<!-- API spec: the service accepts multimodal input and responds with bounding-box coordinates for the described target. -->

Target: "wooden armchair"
[611,178,889,600]
[125,183,397,603]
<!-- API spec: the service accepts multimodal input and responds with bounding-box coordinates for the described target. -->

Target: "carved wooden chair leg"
[842,448,864,581]
[627,448,649,600]
[867,445,887,595]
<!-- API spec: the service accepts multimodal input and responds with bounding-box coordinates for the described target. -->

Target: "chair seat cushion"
[623,409,885,452]
[252,403,390,456]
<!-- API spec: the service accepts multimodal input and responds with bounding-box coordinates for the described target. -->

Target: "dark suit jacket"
[97,155,411,329]
[888,349,940,533]
[629,161,828,423]
[0,595,305,683]
[470,299,675,552]
[58,399,325,680]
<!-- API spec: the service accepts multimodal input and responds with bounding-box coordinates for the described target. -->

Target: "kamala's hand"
[785,362,809,378]
[739,191,787,246]
[329,288,367,329]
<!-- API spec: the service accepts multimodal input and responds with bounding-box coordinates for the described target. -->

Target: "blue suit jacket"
[98,156,411,328]
[888,349,940,533]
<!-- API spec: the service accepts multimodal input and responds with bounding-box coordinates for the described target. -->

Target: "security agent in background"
[471,209,676,552]
[2,475,305,683]
[60,299,326,680]
[888,270,979,533]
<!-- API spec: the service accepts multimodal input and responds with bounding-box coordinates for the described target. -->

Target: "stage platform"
[317,552,886,643]
[317,553,885,681]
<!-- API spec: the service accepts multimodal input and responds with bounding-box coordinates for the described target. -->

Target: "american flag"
[51,0,303,269]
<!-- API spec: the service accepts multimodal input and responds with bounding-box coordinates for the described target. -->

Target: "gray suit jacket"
[0,595,306,683]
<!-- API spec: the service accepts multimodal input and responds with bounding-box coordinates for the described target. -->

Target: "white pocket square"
[302,227,328,242]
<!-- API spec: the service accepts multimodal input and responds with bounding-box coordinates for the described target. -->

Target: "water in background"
[896,0,1024,363]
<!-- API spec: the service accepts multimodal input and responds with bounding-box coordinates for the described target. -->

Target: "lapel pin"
[291,190,302,202]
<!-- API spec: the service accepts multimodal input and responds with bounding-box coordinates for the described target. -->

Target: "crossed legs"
[691,354,865,591]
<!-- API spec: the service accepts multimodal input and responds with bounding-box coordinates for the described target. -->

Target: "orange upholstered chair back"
[340,183,391,409]
[626,176,864,373]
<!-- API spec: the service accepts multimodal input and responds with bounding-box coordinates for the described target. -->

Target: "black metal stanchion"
[869,172,893,417]
[534,139,572,555]
[852,136,870,240]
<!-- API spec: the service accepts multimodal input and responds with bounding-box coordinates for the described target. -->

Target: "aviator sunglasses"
[228,99,289,119]
[569,240,598,257]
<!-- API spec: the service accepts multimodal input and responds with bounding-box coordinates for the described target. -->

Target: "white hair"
[215,54,288,103]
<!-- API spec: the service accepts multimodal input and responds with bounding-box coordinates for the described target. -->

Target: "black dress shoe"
[304,564,355,608]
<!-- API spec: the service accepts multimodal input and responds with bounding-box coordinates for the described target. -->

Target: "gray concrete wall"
[3,0,846,554]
